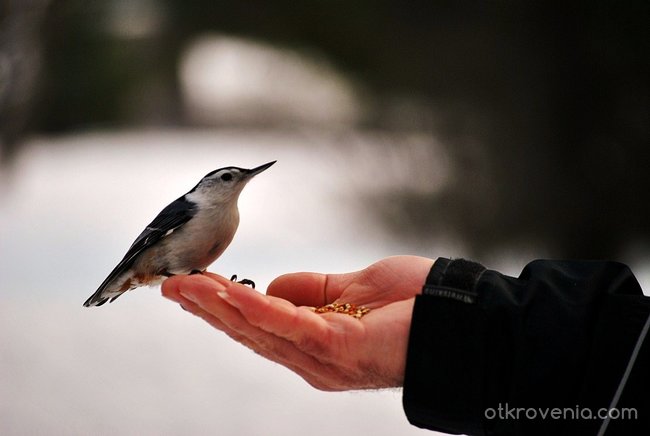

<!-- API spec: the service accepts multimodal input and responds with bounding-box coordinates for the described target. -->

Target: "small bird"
[83,161,276,307]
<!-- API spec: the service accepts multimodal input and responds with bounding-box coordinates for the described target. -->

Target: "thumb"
[267,271,354,306]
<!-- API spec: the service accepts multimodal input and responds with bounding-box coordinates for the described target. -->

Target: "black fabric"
[403,259,650,435]
[424,258,487,294]
[423,258,486,304]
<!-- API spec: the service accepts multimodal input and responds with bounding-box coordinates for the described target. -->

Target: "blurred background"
[1,1,649,435]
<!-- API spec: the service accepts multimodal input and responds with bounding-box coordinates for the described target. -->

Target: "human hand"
[161,255,433,390]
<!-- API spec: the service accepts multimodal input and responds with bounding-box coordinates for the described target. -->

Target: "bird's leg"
[190,269,205,275]
[230,274,255,289]
[238,279,256,288]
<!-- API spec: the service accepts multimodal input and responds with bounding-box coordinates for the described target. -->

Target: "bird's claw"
[230,274,255,289]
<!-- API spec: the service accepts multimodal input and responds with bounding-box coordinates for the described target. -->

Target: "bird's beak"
[246,160,276,177]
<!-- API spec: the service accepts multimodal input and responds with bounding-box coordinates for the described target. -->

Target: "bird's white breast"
[159,202,240,274]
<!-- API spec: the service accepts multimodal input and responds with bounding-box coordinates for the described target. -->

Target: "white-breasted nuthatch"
[83,161,276,307]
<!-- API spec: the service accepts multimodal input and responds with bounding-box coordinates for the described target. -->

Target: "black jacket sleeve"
[402,258,650,435]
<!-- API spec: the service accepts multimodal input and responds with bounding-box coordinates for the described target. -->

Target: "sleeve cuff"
[403,258,487,435]
[423,257,487,295]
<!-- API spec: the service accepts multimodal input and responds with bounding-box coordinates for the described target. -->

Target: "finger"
[217,284,391,390]
[267,272,357,306]
[200,271,233,285]
[266,273,327,306]
[166,291,333,388]
[162,275,233,332]
[164,275,393,390]
[164,276,325,374]
[208,280,370,360]
[179,277,329,347]
[173,275,345,382]
[164,277,281,353]
[161,274,187,300]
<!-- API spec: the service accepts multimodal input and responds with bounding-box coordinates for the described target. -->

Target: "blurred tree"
[0,0,51,161]
[2,0,648,258]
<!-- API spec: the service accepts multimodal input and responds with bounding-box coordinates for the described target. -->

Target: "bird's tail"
[83,271,130,307]
[83,287,125,307]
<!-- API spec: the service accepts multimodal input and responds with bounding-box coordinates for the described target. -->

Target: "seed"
[312,302,371,319]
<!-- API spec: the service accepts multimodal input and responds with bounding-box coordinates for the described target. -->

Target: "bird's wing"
[83,196,196,306]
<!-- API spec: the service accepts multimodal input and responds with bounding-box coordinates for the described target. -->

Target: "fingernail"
[216,289,239,307]
[179,278,226,303]
[179,290,198,303]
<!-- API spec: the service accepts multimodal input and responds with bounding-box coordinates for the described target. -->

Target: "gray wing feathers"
[83,196,196,307]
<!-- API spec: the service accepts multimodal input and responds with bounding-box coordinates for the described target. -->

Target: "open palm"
[162,255,433,390]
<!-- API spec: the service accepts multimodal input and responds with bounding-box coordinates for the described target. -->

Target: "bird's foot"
[230,274,255,289]
[190,269,205,275]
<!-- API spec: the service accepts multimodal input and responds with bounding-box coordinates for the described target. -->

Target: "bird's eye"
[220,173,233,181]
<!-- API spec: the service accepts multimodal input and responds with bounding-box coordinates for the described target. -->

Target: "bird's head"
[187,160,276,204]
